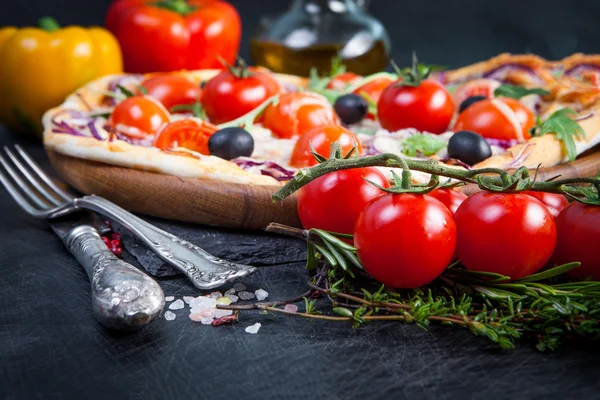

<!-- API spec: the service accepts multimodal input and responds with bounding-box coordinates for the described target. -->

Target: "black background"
[2,0,600,67]
[2,1,600,400]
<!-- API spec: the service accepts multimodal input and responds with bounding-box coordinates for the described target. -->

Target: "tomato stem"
[272,142,600,205]
[38,17,61,32]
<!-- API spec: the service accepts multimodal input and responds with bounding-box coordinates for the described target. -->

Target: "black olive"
[447,130,492,166]
[208,127,254,160]
[459,95,487,113]
[334,94,369,125]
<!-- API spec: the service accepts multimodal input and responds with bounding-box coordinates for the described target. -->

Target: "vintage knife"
[49,212,165,330]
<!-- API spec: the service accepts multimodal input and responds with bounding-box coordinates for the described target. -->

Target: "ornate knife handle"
[76,195,256,290]
[64,225,165,330]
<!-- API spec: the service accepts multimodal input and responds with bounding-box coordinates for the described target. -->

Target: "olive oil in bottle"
[250,0,391,77]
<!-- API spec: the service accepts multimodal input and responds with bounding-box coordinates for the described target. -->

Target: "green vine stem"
[272,143,600,204]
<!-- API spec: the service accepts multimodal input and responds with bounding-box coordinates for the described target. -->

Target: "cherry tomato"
[354,194,457,288]
[290,125,361,168]
[377,79,454,134]
[522,191,569,219]
[353,77,394,119]
[428,188,468,214]
[297,167,389,234]
[202,68,282,124]
[455,192,557,280]
[454,98,535,141]
[261,92,339,139]
[154,119,218,154]
[109,95,170,137]
[140,74,202,111]
[553,202,600,280]
[327,72,360,91]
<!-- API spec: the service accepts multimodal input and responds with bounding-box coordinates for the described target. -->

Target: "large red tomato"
[522,191,569,219]
[297,167,389,235]
[428,188,468,214]
[454,98,535,141]
[377,79,454,134]
[109,95,170,137]
[141,74,203,111]
[106,0,241,73]
[553,202,600,280]
[202,67,282,124]
[354,193,457,288]
[290,125,361,168]
[454,192,557,279]
[261,92,339,139]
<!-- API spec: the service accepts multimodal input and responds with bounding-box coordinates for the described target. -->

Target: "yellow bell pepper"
[0,17,123,135]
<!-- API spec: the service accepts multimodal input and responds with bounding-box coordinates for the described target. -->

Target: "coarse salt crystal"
[189,297,217,311]
[216,297,232,306]
[284,304,298,313]
[190,307,216,319]
[245,323,261,334]
[238,291,255,301]
[183,296,196,304]
[200,317,214,325]
[215,309,233,318]
[255,289,269,301]
[233,283,246,292]
[165,296,175,302]
[164,311,176,321]
[210,291,222,299]
[169,299,185,310]
[189,313,203,322]
[225,288,236,296]
[225,294,239,303]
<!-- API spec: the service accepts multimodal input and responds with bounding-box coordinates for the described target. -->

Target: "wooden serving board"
[48,147,600,229]
[48,151,301,230]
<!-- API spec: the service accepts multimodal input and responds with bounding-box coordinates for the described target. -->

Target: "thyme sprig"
[217,224,600,351]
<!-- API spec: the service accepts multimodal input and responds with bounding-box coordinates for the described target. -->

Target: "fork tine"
[0,153,51,210]
[0,159,46,217]
[14,145,74,203]
[4,147,65,207]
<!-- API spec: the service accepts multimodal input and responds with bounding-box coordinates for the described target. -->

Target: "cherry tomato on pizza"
[297,167,389,235]
[454,192,557,280]
[553,202,600,280]
[105,0,241,73]
[290,124,361,168]
[154,119,218,155]
[378,79,454,134]
[261,92,339,139]
[202,63,282,124]
[327,72,360,91]
[353,76,394,117]
[428,188,468,214]
[522,191,569,219]
[453,78,501,109]
[354,193,457,288]
[140,74,202,112]
[454,98,535,141]
[109,95,170,137]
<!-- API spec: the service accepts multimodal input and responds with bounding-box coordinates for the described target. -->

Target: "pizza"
[43,54,600,187]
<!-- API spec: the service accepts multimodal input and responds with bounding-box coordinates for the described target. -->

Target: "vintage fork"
[0,145,256,290]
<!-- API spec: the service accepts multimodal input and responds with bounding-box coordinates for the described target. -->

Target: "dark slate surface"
[3,119,600,400]
[3,1,600,398]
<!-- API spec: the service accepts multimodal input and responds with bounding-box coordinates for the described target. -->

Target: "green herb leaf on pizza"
[534,108,585,162]
[401,133,446,157]
[494,84,550,99]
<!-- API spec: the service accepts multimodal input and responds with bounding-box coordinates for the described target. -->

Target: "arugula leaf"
[535,108,585,162]
[170,99,205,119]
[494,84,550,99]
[116,84,135,98]
[401,133,446,157]
[358,91,378,115]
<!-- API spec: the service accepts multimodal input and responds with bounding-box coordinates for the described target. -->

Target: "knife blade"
[49,212,164,330]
